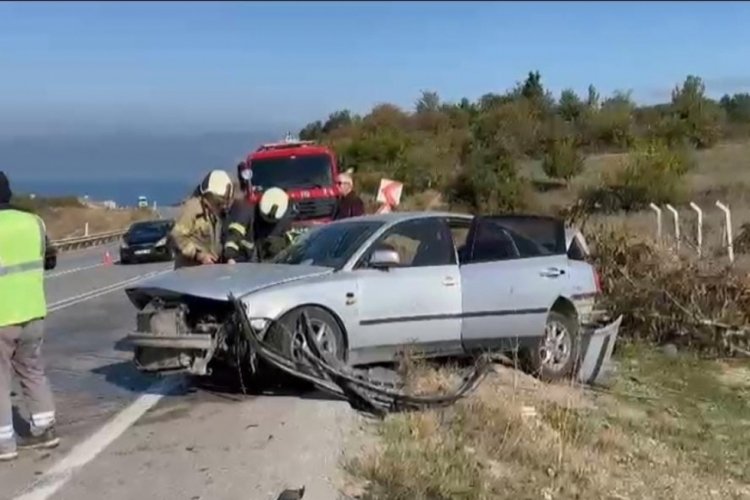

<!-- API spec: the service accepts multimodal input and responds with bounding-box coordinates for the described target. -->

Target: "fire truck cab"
[240,135,341,227]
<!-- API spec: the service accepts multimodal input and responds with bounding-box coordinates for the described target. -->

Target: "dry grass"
[344,352,750,500]
[41,206,157,240]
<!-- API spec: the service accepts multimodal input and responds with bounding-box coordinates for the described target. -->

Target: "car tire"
[266,306,347,364]
[525,310,581,382]
[264,306,347,391]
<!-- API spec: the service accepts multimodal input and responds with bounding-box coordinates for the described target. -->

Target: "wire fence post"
[649,203,662,242]
[716,201,734,263]
[689,202,703,257]
[666,204,680,251]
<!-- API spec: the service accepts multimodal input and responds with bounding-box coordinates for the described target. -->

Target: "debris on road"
[276,486,305,500]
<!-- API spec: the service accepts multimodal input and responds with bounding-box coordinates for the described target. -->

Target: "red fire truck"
[240,135,342,227]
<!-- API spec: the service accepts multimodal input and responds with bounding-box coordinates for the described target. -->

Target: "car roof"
[130,219,173,227]
[328,211,472,225]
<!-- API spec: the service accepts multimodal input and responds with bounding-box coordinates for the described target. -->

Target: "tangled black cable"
[228,294,490,418]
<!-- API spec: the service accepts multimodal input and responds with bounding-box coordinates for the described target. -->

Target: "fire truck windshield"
[249,154,333,190]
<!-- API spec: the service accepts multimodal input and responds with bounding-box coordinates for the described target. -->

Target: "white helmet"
[198,169,234,200]
[258,187,290,222]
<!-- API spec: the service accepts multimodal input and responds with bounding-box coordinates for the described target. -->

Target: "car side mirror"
[369,249,400,270]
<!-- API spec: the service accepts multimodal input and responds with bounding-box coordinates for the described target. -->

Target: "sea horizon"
[11,177,197,208]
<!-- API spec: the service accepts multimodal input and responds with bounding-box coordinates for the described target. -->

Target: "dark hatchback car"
[120,219,175,264]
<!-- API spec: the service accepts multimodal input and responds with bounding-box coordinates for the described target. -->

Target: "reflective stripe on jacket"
[223,199,256,262]
[0,208,46,327]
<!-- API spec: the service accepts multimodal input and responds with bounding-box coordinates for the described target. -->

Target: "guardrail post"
[84,222,89,237]
[649,203,662,241]
[666,204,680,250]
[689,202,703,257]
[716,201,734,263]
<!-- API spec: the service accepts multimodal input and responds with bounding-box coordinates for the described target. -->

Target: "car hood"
[125,263,333,308]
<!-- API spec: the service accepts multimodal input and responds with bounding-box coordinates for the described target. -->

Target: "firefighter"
[0,171,59,462]
[222,162,257,264]
[170,169,234,269]
[254,187,297,261]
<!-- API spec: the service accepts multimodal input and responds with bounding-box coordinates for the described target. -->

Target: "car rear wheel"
[526,310,581,382]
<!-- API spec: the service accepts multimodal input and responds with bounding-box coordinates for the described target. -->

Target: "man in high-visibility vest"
[0,171,59,462]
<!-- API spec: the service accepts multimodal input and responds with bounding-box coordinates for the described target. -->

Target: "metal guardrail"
[51,229,127,252]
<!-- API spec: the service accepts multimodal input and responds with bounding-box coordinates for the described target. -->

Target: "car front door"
[352,217,463,363]
[459,216,569,352]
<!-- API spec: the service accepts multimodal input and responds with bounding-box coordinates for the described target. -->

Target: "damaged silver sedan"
[124,212,621,400]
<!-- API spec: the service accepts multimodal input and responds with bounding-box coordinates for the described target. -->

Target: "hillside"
[10,195,156,240]
[297,71,750,222]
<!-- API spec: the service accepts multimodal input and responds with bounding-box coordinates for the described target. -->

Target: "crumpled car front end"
[123,263,333,376]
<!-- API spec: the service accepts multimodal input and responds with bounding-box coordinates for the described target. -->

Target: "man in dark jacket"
[331,172,365,220]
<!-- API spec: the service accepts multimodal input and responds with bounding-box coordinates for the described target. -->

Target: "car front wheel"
[266,306,346,365]
[526,310,581,382]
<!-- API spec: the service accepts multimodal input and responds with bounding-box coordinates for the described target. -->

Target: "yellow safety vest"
[0,209,47,327]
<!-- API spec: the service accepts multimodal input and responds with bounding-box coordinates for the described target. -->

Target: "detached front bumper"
[575,314,623,387]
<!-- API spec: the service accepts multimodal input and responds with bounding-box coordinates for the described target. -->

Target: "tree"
[558,88,584,122]
[299,120,323,141]
[586,84,600,110]
[668,75,724,148]
[322,110,353,134]
[720,93,750,123]
[415,90,441,113]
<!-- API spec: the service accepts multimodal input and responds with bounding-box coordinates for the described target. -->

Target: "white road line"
[12,376,186,500]
[11,265,176,499]
[46,263,104,279]
[48,268,171,313]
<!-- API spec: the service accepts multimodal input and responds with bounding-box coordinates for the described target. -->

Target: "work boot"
[0,440,18,461]
[17,426,60,450]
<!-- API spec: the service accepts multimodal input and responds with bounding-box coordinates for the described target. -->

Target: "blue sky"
[1,1,750,136]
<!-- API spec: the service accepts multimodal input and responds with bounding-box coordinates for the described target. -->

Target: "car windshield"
[249,154,333,190]
[271,220,384,268]
[129,221,171,238]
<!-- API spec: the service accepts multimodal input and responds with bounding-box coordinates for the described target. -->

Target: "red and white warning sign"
[376,178,403,208]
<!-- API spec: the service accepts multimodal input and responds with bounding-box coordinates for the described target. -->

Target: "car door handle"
[539,267,565,278]
[442,276,457,286]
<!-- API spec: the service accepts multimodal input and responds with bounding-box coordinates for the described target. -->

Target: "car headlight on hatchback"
[120,240,129,249]
[155,236,168,247]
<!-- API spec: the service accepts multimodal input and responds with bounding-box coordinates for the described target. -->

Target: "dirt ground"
[41,206,157,240]
[344,348,750,500]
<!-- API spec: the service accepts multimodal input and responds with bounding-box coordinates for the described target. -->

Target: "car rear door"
[459,215,569,351]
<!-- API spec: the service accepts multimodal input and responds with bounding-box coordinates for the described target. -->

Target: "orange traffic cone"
[103,250,113,266]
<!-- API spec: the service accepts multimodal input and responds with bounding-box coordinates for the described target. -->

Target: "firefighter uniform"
[170,196,224,269]
[223,198,257,263]
[170,170,233,269]
[0,172,58,461]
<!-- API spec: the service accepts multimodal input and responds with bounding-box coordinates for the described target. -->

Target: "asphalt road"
[2,247,357,500]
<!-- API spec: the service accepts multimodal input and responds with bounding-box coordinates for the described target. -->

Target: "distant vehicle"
[240,134,341,228]
[119,219,175,264]
[137,196,148,208]
[124,212,619,385]
[44,236,57,270]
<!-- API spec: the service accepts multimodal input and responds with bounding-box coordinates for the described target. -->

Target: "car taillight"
[593,267,603,294]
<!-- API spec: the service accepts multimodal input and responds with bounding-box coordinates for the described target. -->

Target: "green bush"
[582,139,695,212]
[541,136,584,182]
